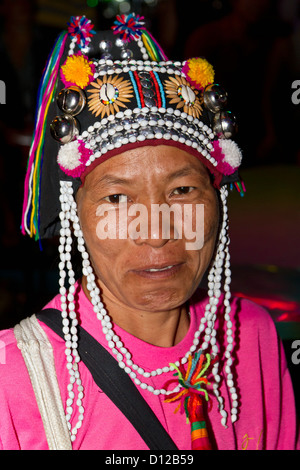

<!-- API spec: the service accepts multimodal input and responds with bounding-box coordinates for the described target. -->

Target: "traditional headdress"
[21,14,244,447]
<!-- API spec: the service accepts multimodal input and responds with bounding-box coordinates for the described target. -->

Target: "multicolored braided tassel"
[164,352,213,450]
[111,13,168,61]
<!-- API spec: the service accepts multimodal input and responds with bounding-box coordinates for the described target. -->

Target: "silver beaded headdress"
[21,14,243,443]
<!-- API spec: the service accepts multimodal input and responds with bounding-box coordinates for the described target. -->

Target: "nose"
[131,202,181,248]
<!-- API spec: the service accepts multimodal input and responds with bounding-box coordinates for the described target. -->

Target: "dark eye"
[172,186,194,195]
[104,194,128,203]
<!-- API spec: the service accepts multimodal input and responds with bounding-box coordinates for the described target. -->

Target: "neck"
[82,276,190,348]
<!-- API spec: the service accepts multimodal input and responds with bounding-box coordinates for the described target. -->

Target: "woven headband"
[21,14,244,241]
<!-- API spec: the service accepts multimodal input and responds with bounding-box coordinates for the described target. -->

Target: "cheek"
[184,194,219,251]
[204,199,219,243]
[78,200,130,279]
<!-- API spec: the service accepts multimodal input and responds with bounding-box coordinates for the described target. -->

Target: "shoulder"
[231,295,277,333]
[0,322,35,395]
[191,288,278,340]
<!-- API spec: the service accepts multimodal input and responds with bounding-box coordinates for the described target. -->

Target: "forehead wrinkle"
[94,174,135,188]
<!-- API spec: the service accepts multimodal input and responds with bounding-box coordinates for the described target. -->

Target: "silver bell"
[57,86,86,116]
[203,84,228,113]
[50,115,80,144]
[212,110,237,139]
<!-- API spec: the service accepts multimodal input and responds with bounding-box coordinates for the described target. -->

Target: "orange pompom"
[61,54,95,89]
[182,58,215,91]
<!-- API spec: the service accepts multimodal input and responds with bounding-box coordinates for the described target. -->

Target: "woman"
[0,14,298,450]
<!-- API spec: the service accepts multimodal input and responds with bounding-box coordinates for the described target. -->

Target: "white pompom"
[57,141,81,170]
[218,139,242,169]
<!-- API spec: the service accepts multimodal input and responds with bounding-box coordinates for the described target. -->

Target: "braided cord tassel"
[164,352,213,450]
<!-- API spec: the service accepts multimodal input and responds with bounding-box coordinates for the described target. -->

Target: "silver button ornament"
[120,48,133,60]
[212,110,237,139]
[57,86,86,116]
[115,37,125,48]
[50,115,80,144]
[203,84,228,113]
[99,39,112,53]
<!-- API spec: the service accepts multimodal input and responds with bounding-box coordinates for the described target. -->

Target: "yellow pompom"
[182,58,215,90]
[61,54,95,89]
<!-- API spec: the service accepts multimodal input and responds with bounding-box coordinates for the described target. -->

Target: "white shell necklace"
[58,181,238,442]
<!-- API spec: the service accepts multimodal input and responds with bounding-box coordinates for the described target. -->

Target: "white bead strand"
[220,187,238,424]
[59,181,85,442]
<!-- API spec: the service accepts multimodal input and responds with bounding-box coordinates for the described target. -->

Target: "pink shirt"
[0,282,299,450]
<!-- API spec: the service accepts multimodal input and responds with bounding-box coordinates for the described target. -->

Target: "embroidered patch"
[164,76,203,118]
[87,75,134,118]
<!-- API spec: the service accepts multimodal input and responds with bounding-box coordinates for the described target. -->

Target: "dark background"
[0,0,299,414]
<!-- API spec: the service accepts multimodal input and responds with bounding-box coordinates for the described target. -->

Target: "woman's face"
[76,145,219,313]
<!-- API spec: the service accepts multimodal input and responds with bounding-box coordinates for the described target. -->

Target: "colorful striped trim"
[150,71,166,108]
[128,70,142,108]
[140,30,168,61]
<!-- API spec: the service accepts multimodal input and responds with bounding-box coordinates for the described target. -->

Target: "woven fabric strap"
[14,315,72,450]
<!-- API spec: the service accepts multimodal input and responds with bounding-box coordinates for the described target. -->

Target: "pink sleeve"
[238,298,300,450]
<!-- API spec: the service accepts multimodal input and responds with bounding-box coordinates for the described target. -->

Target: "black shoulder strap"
[37,308,178,450]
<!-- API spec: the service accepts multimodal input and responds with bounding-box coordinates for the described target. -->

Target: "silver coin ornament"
[50,114,80,144]
[203,84,228,113]
[212,110,237,139]
[57,86,86,116]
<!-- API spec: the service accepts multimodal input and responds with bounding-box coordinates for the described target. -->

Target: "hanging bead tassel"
[164,352,213,450]
[59,181,85,442]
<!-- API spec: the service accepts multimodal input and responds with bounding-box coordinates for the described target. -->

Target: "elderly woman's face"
[76,145,219,312]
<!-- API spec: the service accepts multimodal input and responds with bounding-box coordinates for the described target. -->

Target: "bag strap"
[14,315,72,450]
[37,308,178,450]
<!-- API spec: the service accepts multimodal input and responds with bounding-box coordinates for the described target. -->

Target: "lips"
[144,265,174,272]
[131,262,184,279]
